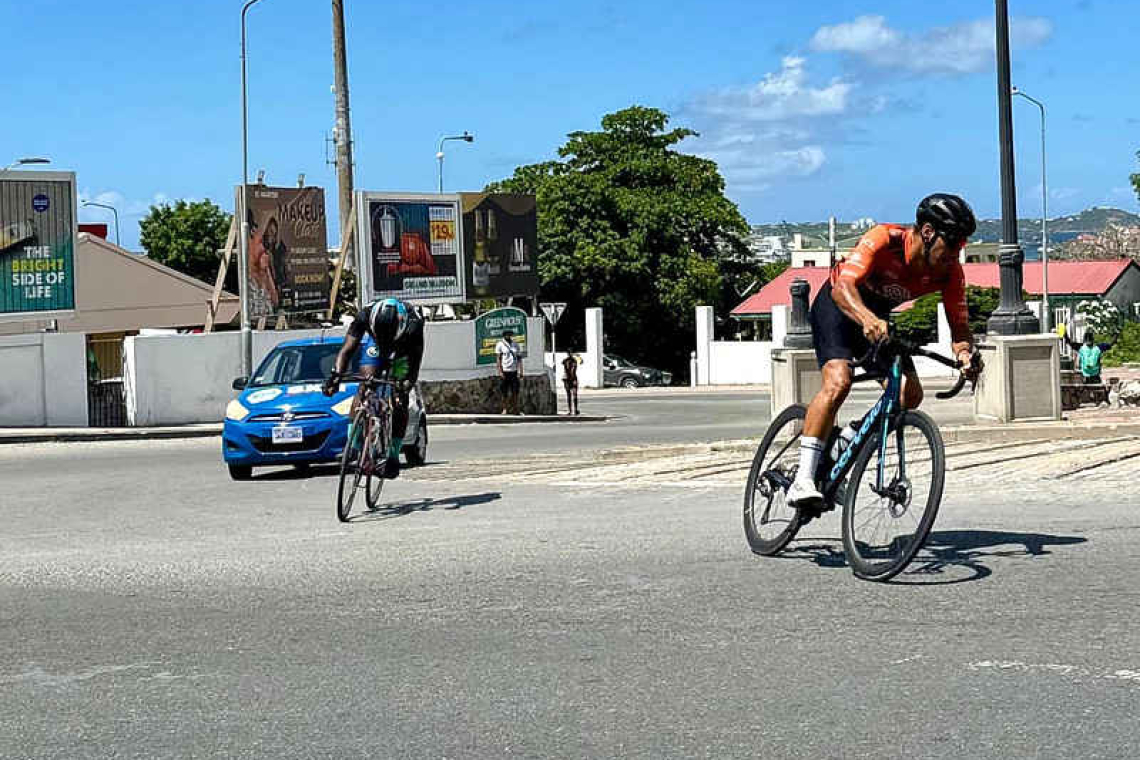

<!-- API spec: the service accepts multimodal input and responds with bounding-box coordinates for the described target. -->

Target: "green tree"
[139,199,232,285]
[486,106,750,373]
[888,286,1009,344]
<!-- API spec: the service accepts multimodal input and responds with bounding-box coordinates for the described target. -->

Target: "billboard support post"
[327,200,357,321]
[204,217,239,333]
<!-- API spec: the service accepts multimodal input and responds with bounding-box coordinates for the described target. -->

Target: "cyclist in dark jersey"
[788,194,980,508]
[324,298,425,479]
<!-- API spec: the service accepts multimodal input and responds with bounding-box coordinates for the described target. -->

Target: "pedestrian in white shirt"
[495,331,523,414]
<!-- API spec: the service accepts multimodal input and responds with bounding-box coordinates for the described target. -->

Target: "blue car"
[222,336,428,480]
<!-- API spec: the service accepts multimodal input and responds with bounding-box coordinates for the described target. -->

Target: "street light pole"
[82,201,121,247]
[436,132,474,193]
[988,0,1039,335]
[1012,87,1050,332]
[239,0,268,377]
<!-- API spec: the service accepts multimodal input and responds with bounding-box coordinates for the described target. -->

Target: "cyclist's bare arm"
[333,330,363,379]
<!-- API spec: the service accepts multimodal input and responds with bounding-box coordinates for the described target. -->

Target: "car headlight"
[331,396,354,416]
[225,399,249,421]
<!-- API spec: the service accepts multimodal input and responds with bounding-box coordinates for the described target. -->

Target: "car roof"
[272,336,345,349]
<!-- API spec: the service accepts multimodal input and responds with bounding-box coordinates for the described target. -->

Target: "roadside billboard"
[459,193,538,300]
[355,192,465,305]
[0,171,77,320]
[237,185,329,317]
[474,306,528,366]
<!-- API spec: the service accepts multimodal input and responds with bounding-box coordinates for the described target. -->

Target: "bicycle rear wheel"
[337,409,368,522]
[744,404,807,556]
[364,402,392,511]
[841,410,945,581]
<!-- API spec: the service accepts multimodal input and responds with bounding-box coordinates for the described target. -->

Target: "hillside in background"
[750,207,1140,254]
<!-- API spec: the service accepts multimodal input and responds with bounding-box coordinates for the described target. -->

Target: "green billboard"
[474,307,528,366]
[0,172,77,318]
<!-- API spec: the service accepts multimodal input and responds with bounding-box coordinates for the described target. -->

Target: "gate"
[87,333,127,426]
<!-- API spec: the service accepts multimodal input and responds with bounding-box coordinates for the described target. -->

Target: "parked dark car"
[602,354,673,388]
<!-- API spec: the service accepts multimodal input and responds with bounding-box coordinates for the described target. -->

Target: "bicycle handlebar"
[850,338,984,400]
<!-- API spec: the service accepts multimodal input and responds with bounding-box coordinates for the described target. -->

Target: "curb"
[0,415,611,445]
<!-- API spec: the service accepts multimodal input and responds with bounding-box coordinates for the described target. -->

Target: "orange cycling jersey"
[830,223,971,345]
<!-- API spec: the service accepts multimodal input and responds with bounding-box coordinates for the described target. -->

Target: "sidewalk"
[0,413,610,445]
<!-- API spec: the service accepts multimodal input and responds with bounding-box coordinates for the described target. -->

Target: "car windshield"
[250,343,357,387]
[608,355,633,368]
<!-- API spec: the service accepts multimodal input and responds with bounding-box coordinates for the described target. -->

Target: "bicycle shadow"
[347,492,503,522]
[780,530,1089,585]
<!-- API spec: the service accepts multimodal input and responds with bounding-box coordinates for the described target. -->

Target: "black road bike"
[744,340,982,581]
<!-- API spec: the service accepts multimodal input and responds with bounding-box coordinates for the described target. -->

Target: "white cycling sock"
[797,437,824,486]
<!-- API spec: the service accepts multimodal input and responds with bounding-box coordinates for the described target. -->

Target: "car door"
[602,356,619,387]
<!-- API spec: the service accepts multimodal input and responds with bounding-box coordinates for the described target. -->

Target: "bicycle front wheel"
[337,409,368,522]
[842,410,945,581]
[744,404,807,556]
[365,405,392,512]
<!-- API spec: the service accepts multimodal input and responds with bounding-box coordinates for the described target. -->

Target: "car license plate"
[272,426,303,444]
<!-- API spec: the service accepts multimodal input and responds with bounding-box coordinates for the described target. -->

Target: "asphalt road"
[2,402,1135,759]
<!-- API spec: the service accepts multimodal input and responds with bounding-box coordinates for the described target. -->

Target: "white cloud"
[686,56,853,122]
[681,57,849,192]
[810,15,1053,75]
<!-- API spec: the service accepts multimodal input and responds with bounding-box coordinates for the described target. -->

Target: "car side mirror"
[232,376,248,391]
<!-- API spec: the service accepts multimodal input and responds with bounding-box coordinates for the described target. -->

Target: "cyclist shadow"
[783,529,1088,585]
[348,492,503,522]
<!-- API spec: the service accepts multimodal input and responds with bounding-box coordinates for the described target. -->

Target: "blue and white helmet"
[367,298,408,349]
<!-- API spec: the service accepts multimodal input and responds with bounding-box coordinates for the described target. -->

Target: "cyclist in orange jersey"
[787,194,980,508]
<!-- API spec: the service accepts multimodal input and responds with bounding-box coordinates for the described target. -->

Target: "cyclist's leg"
[383,357,411,475]
[791,284,861,504]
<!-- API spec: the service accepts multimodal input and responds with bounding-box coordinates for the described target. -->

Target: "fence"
[86,333,127,426]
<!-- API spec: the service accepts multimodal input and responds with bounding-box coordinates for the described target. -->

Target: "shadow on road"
[347,492,503,522]
[250,462,448,481]
[779,530,1088,585]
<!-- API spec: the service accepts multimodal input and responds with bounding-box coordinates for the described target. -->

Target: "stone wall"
[419,373,556,414]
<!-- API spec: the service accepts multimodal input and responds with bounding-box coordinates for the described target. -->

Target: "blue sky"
[8,0,1138,250]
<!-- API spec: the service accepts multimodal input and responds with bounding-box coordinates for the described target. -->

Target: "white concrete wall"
[709,341,774,385]
[0,333,87,426]
[583,308,603,388]
[695,306,713,385]
[123,319,549,426]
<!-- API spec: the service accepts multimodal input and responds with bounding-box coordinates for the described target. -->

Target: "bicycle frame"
[821,355,904,501]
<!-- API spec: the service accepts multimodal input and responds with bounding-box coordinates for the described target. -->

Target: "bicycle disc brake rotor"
[881,476,912,518]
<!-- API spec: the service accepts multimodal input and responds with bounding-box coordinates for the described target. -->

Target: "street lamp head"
[17,157,50,166]
[462,131,474,143]
[1011,86,1020,95]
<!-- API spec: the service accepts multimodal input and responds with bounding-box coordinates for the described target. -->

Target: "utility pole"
[331,0,355,257]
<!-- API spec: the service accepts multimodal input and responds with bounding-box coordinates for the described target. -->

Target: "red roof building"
[731,260,1140,320]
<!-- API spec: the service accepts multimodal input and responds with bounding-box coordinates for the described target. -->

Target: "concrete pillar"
[771,305,788,347]
[974,335,1062,422]
[583,307,604,388]
[770,348,822,418]
[695,305,713,386]
[42,333,89,426]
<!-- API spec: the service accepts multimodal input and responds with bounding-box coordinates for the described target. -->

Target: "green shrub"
[1103,322,1140,367]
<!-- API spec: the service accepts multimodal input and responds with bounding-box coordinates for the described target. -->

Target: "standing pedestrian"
[1062,326,1116,385]
[562,353,580,415]
[496,330,523,415]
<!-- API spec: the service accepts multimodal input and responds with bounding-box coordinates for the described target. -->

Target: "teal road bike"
[744,339,983,582]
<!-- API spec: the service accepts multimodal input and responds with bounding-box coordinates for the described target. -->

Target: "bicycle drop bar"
[848,338,982,400]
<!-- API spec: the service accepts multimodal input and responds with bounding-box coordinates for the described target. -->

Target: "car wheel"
[621,376,640,389]
[404,418,428,466]
[228,464,253,481]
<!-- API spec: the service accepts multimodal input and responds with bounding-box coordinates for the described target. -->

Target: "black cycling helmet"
[916,193,977,241]
[367,298,409,348]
